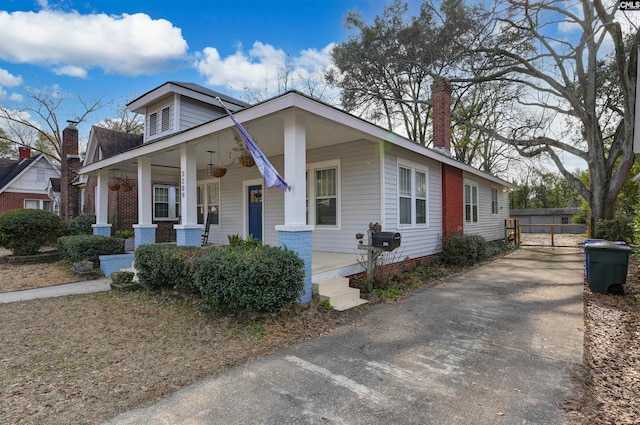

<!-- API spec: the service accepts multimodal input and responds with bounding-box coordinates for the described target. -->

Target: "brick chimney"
[18,147,31,162]
[432,77,452,154]
[60,121,81,220]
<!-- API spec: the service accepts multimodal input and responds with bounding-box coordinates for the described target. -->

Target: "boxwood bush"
[0,209,63,255]
[193,245,305,312]
[440,233,487,266]
[57,235,124,263]
[134,244,202,291]
[67,214,96,235]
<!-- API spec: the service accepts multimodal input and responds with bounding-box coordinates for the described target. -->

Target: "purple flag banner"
[216,98,290,191]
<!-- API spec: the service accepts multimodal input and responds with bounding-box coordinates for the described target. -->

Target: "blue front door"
[248,185,263,241]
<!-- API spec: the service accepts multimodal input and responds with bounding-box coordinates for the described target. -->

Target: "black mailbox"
[371,232,401,251]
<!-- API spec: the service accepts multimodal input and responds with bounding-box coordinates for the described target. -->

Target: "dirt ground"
[1,240,638,424]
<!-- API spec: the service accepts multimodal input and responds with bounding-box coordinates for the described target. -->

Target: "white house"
[79,80,515,304]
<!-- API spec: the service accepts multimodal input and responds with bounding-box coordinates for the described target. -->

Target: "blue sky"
[0,0,391,141]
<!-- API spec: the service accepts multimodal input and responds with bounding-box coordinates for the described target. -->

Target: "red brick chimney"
[18,147,31,162]
[60,121,81,220]
[432,77,452,154]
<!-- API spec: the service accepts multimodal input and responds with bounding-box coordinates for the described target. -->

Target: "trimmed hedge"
[193,245,305,312]
[67,214,96,235]
[57,235,124,263]
[441,233,487,266]
[134,244,202,291]
[0,209,63,256]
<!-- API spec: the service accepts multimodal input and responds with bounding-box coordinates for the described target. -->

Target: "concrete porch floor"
[311,251,362,283]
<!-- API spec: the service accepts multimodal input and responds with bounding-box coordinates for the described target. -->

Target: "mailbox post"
[357,223,401,279]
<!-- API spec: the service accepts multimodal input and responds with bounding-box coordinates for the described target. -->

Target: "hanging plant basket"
[209,166,227,178]
[119,180,134,192]
[108,181,121,191]
[238,154,255,168]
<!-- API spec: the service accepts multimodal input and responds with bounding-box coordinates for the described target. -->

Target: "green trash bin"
[585,241,633,294]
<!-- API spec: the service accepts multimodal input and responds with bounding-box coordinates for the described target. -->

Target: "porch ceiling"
[104,109,373,176]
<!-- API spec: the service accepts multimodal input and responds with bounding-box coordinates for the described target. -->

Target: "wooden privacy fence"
[505,219,590,247]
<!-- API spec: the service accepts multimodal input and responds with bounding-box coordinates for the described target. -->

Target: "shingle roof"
[0,156,39,191]
[91,126,143,158]
[167,81,249,108]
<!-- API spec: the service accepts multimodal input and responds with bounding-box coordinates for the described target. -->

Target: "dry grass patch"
[0,261,88,293]
[0,291,358,425]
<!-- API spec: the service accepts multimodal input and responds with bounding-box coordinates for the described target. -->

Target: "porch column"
[174,143,201,246]
[133,156,157,248]
[92,169,112,236]
[275,112,314,303]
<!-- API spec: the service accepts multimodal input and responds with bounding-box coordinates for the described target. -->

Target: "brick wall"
[0,192,51,212]
[432,78,452,153]
[61,123,80,220]
[441,164,463,237]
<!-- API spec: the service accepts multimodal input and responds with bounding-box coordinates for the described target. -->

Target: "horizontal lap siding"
[383,146,443,259]
[180,98,224,131]
[463,174,509,241]
[308,140,380,253]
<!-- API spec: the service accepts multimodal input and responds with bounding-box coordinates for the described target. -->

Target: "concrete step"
[331,298,369,312]
[118,261,139,283]
[312,277,350,295]
[319,287,368,311]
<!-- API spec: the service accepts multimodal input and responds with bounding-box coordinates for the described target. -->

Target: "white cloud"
[53,65,88,78]
[9,93,23,102]
[0,68,22,87]
[195,41,335,97]
[0,10,189,76]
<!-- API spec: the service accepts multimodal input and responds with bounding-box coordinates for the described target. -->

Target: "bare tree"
[463,0,639,231]
[0,86,103,162]
[96,104,143,135]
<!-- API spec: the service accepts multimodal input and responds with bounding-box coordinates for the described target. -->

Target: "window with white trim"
[147,105,173,138]
[153,185,180,221]
[491,188,499,214]
[306,160,340,228]
[398,163,428,227]
[24,199,52,211]
[465,183,478,223]
[197,181,220,226]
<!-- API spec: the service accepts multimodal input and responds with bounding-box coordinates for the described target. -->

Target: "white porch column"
[92,168,111,236]
[276,112,314,303]
[174,143,201,246]
[133,156,156,248]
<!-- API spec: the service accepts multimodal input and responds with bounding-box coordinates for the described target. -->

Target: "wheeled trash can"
[584,241,633,294]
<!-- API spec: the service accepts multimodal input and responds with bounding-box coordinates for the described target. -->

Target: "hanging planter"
[108,180,121,191]
[230,129,255,168]
[119,179,134,192]
[207,148,227,178]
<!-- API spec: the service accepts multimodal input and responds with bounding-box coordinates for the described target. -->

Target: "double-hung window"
[197,181,220,226]
[465,183,478,223]
[306,160,340,228]
[24,199,52,211]
[491,188,499,214]
[153,185,180,221]
[398,163,428,227]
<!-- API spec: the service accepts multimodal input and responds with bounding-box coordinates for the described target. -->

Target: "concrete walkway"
[0,277,111,303]
[104,246,584,425]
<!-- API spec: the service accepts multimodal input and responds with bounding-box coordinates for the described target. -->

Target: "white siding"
[463,173,509,241]
[180,98,225,131]
[7,158,59,193]
[383,145,443,260]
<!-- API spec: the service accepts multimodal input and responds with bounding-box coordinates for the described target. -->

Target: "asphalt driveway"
[105,246,584,425]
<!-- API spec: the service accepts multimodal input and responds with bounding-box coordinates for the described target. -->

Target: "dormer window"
[147,104,173,138]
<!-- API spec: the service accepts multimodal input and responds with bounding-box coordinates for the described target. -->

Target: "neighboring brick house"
[0,147,61,213]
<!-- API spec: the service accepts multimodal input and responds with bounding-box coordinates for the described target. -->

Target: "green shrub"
[440,233,487,266]
[193,245,304,312]
[67,214,96,235]
[595,216,634,244]
[486,239,515,257]
[0,209,63,256]
[134,244,202,291]
[57,235,123,263]
[115,230,134,239]
[227,233,262,248]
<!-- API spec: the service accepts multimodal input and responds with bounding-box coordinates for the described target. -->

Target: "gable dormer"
[127,82,248,144]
